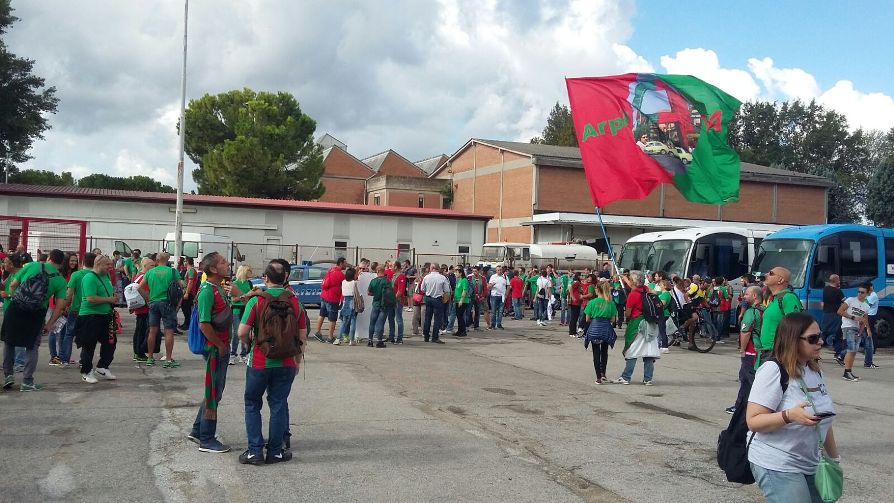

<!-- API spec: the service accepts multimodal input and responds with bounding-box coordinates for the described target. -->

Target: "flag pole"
[594,207,619,273]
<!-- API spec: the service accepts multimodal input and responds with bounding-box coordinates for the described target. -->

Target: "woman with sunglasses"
[746,312,839,502]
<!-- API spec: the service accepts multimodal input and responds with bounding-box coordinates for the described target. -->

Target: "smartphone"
[814,412,836,419]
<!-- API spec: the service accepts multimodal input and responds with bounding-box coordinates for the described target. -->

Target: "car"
[249,262,329,305]
[643,141,671,155]
[672,146,693,164]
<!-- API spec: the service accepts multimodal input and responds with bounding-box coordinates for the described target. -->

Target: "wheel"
[874,309,894,348]
[692,320,716,353]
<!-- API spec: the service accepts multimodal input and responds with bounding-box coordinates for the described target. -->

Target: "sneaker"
[82,372,98,384]
[332,338,341,346]
[198,439,231,453]
[228,356,235,365]
[725,406,736,414]
[349,340,356,346]
[431,339,445,344]
[145,358,155,367]
[642,380,654,386]
[134,355,148,363]
[594,379,602,385]
[497,325,504,330]
[387,338,396,343]
[613,377,630,385]
[186,433,200,445]
[163,359,181,368]
[342,336,349,344]
[160,355,167,361]
[834,356,844,367]
[20,382,42,392]
[375,341,386,348]
[265,450,293,464]
[313,332,325,343]
[368,341,374,347]
[660,347,670,353]
[397,340,404,344]
[842,371,859,382]
[239,449,265,465]
[3,375,14,389]
[49,356,62,366]
[864,363,880,369]
[68,360,77,365]
[94,368,117,380]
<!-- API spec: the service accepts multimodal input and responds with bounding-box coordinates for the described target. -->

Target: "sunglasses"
[858,290,868,294]
[800,333,822,345]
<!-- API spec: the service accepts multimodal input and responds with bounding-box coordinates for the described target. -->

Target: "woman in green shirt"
[78,255,118,384]
[454,269,469,337]
[228,265,254,364]
[583,280,618,385]
[657,279,673,352]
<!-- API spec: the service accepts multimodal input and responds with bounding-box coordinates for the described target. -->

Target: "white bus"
[644,227,771,280]
[618,231,668,272]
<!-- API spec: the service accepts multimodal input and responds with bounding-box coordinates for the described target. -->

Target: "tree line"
[531,100,894,224]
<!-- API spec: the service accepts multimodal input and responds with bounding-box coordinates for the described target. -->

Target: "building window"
[418,193,424,208]
[373,194,381,206]
[335,240,348,261]
[397,243,411,262]
[458,245,470,254]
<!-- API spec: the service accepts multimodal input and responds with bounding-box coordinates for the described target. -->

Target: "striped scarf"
[203,346,219,421]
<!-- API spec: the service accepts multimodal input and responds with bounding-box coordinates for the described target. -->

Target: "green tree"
[0,0,59,180]
[184,88,324,200]
[8,169,73,186]
[78,173,175,192]
[866,155,894,227]
[531,102,577,147]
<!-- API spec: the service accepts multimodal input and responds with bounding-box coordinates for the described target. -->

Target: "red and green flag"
[566,74,742,208]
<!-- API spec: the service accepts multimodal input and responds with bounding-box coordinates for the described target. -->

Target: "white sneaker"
[613,377,630,385]
[236,355,243,364]
[332,338,341,345]
[160,355,167,361]
[660,347,670,353]
[82,371,98,384]
[94,368,117,380]
[228,356,236,365]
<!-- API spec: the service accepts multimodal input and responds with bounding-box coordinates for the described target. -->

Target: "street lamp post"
[174,0,189,262]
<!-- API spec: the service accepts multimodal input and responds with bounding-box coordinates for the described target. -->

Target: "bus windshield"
[619,242,652,271]
[751,239,813,289]
[481,246,505,261]
[646,240,691,277]
[165,240,199,258]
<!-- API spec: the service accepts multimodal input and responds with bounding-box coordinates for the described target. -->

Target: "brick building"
[431,139,832,253]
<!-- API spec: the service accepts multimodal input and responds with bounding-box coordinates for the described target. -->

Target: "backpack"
[255,291,304,359]
[380,278,396,308]
[187,306,205,355]
[776,290,803,313]
[716,359,789,484]
[352,283,365,314]
[12,263,56,312]
[708,288,721,307]
[124,282,146,310]
[640,287,664,323]
[166,267,184,306]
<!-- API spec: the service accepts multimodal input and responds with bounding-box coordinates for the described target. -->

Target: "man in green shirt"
[139,252,181,367]
[62,252,96,367]
[2,249,69,391]
[121,249,141,279]
[367,265,395,348]
[758,266,801,366]
[78,255,118,383]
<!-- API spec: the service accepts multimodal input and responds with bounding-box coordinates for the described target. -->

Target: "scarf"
[203,346,219,421]
[622,316,643,355]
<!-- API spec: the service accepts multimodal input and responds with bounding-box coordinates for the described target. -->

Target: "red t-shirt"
[569,280,582,306]
[241,292,307,368]
[321,266,345,303]
[626,286,649,319]
[510,276,524,299]
[384,268,394,281]
[392,273,406,299]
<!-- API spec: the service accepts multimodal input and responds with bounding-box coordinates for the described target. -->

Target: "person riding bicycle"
[671,277,700,350]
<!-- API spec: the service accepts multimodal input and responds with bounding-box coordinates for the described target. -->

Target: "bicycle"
[668,307,717,353]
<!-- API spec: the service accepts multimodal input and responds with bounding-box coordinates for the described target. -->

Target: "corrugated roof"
[414,154,448,175]
[360,150,390,173]
[0,184,491,221]
[468,139,832,186]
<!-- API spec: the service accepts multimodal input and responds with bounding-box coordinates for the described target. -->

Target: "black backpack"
[640,287,663,323]
[166,267,184,306]
[380,278,396,308]
[12,263,57,312]
[775,290,803,313]
[716,359,789,484]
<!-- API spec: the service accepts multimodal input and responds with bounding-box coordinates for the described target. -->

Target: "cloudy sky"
[7,0,894,191]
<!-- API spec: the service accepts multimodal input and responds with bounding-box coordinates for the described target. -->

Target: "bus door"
[808,232,878,310]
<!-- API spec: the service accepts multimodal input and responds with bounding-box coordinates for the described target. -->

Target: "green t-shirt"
[67,269,88,314]
[559,275,571,297]
[759,291,802,352]
[13,262,67,310]
[231,278,253,309]
[144,265,177,304]
[454,277,469,304]
[368,276,395,308]
[526,275,539,295]
[583,297,618,320]
[123,257,139,278]
[79,271,114,316]
[658,290,672,317]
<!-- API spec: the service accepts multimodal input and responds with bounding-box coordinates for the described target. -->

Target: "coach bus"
[642,227,770,281]
[751,224,894,347]
[617,231,667,272]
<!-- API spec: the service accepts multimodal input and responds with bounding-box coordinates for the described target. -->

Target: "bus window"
[838,232,877,287]
[522,248,530,261]
[885,238,894,277]
[810,236,839,289]
[689,233,748,280]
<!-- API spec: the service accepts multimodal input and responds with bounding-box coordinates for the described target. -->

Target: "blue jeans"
[48,320,65,359]
[533,298,540,320]
[244,366,296,456]
[340,297,356,341]
[230,308,247,357]
[512,297,522,320]
[388,303,404,341]
[750,463,822,503]
[621,357,655,382]
[61,313,78,363]
[657,315,668,348]
[537,298,548,322]
[489,296,503,328]
[861,332,875,366]
[369,305,389,342]
[191,351,230,444]
[445,301,456,331]
[560,296,568,323]
[422,296,444,340]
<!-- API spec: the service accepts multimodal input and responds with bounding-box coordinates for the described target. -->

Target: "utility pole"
[173,0,189,262]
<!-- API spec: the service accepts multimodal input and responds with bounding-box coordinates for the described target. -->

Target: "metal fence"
[1,215,87,256]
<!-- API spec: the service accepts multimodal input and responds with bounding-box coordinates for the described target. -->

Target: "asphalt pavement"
[1,308,891,503]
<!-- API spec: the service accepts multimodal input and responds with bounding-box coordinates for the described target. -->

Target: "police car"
[249,261,328,306]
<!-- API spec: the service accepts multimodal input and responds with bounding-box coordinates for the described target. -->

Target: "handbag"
[352,283,365,313]
[797,378,843,503]
[412,282,424,304]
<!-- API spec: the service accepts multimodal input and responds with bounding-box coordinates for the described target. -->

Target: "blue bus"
[751,224,894,347]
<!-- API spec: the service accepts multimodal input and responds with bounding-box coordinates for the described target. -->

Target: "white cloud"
[818,80,894,133]
[747,57,819,101]
[659,48,761,102]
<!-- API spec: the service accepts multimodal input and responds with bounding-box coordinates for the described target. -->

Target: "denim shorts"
[148,301,178,330]
[319,300,339,322]
[843,326,859,353]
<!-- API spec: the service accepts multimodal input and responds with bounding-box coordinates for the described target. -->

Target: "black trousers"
[180,294,194,327]
[592,342,609,377]
[568,305,581,335]
[133,313,148,357]
[78,314,117,374]
[471,300,480,329]
[734,354,757,409]
[615,304,626,327]
[456,303,468,335]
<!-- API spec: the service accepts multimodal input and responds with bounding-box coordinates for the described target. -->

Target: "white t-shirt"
[535,276,552,298]
[866,291,879,316]
[747,363,835,474]
[488,274,508,297]
[342,280,357,298]
[840,296,869,330]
